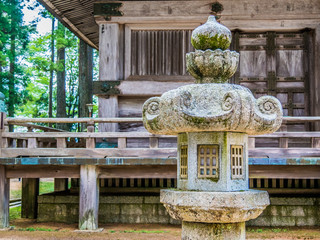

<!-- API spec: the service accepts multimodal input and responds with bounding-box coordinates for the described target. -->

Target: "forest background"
[0,0,98,131]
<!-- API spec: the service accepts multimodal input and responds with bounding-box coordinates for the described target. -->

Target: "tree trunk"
[79,39,93,131]
[49,17,55,121]
[56,22,67,130]
[8,0,16,132]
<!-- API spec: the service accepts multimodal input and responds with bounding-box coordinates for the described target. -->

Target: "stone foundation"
[38,194,320,227]
[37,194,179,224]
[247,197,320,227]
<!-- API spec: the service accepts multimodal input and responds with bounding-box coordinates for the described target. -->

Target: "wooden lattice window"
[231,145,244,179]
[197,145,219,179]
[180,145,188,179]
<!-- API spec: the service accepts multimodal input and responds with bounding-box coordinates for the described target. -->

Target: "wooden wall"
[95,0,320,143]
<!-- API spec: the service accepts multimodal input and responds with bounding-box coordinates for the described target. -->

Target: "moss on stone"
[191,33,231,51]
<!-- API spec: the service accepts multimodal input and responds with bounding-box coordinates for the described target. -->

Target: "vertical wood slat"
[137,178,142,187]
[131,30,136,76]
[124,25,131,79]
[130,30,193,76]
[115,178,119,187]
[256,178,261,188]
[0,166,9,229]
[249,178,254,188]
[264,178,269,188]
[145,178,149,187]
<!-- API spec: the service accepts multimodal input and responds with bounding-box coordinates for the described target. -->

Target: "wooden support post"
[21,178,39,219]
[79,165,99,230]
[54,179,68,192]
[98,23,123,133]
[0,166,9,229]
[22,133,39,219]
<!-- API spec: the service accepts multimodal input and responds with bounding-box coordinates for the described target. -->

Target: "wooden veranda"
[0,114,320,229]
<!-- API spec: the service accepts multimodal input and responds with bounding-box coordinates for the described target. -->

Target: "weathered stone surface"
[160,189,270,223]
[186,49,239,83]
[143,83,283,135]
[182,221,245,240]
[191,16,231,51]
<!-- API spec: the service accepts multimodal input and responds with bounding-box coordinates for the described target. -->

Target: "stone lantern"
[143,16,283,240]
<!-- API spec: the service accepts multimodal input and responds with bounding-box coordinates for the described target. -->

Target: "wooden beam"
[21,178,39,219]
[5,117,142,124]
[0,166,9,229]
[1,157,178,166]
[2,131,175,138]
[1,148,177,158]
[98,165,177,178]
[249,148,320,158]
[6,165,80,178]
[249,165,320,179]
[5,116,320,125]
[79,165,99,230]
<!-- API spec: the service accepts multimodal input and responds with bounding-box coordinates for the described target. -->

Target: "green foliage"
[18,227,57,232]
[39,181,54,194]
[0,1,98,124]
[0,0,37,116]
[9,206,21,220]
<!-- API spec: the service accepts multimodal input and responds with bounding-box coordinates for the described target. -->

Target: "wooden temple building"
[1,0,320,229]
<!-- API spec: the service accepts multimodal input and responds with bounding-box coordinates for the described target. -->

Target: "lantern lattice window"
[197,145,219,179]
[231,145,244,179]
[180,145,188,179]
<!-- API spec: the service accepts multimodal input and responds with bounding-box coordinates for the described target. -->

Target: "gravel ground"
[0,219,319,240]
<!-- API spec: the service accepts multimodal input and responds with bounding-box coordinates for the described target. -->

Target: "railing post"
[279,125,288,149]
[248,137,255,149]
[54,137,68,191]
[117,137,126,149]
[86,120,95,149]
[312,137,320,148]
[149,137,159,148]
[0,165,9,229]
[0,112,7,157]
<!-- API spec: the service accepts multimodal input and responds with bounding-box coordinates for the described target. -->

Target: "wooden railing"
[1,116,320,159]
